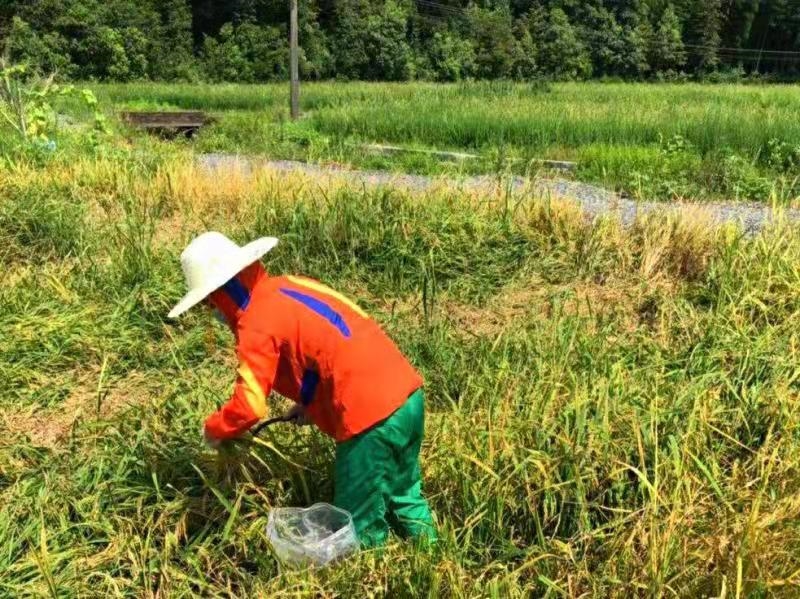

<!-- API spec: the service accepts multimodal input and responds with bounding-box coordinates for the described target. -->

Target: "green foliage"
[427,30,477,82]
[202,22,287,83]
[73,26,136,81]
[686,0,723,72]
[511,21,539,80]
[621,17,652,78]
[6,16,73,78]
[467,6,519,79]
[298,9,332,80]
[762,137,800,171]
[0,60,109,163]
[539,8,592,80]
[579,5,627,77]
[7,5,174,81]
[650,6,687,75]
[332,0,413,81]
[149,0,196,81]
[363,0,413,81]
[2,0,799,82]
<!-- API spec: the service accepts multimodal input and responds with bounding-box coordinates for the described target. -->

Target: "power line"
[414,0,468,17]
[412,1,800,63]
[412,13,456,27]
[415,0,466,11]
[717,55,800,65]
[684,43,800,57]
[713,49,800,65]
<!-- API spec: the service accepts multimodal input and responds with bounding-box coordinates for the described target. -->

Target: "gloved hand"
[284,403,311,426]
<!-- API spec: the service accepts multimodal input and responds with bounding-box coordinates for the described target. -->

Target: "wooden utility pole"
[289,0,300,120]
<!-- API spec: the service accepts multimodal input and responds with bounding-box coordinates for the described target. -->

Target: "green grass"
[92,81,800,203]
[2,149,800,595]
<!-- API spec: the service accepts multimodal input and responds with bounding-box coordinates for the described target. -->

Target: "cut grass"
[2,156,800,595]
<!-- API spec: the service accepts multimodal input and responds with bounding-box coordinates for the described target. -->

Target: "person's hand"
[284,403,310,426]
[203,426,221,449]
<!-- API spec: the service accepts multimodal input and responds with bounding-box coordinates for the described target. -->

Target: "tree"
[0,0,15,39]
[620,11,652,78]
[650,5,686,74]
[121,27,149,80]
[363,0,412,80]
[299,0,332,80]
[151,0,196,80]
[578,4,627,77]
[2,0,800,81]
[511,19,539,80]
[466,6,519,79]
[427,30,476,81]
[768,0,800,50]
[331,0,411,81]
[540,8,592,80]
[201,23,255,82]
[74,26,131,80]
[201,21,287,82]
[724,0,760,49]
[7,17,74,78]
[687,0,723,72]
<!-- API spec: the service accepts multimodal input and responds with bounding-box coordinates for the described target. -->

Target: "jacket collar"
[208,262,267,331]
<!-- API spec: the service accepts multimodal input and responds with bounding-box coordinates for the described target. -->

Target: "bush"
[202,24,253,83]
[331,0,413,81]
[7,17,74,78]
[539,9,592,80]
[467,6,519,79]
[202,22,288,83]
[362,0,414,81]
[427,31,476,82]
[761,138,800,172]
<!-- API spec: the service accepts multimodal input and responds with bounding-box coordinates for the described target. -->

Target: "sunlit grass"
[91,81,800,203]
[2,156,800,595]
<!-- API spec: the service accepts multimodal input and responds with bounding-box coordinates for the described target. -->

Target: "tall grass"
[93,81,800,202]
[2,157,800,595]
[95,82,800,157]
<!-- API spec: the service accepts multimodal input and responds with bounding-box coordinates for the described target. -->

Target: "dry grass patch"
[0,369,154,448]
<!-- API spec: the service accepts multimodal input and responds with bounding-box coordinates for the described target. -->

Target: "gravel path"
[198,153,800,235]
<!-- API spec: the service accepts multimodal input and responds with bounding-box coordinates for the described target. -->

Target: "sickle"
[250,413,298,437]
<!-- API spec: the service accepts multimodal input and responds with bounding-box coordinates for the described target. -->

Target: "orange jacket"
[203,263,423,442]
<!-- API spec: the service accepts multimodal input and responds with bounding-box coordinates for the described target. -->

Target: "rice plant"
[2,154,800,596]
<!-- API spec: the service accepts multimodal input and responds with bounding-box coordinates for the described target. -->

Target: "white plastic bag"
[266,503,359,568]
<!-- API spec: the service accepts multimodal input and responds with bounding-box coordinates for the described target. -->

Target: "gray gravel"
[198,153,800,235]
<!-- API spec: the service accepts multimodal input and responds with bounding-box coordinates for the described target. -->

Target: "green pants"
[334,388,436,548]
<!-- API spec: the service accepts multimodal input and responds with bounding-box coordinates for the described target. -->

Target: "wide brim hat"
[168,232,279,319]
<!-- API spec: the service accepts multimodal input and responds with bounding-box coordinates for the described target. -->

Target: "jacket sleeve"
[204,333,280,441]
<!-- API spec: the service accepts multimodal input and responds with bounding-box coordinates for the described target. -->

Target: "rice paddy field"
[95,81,800,204]
[2,82,800,596]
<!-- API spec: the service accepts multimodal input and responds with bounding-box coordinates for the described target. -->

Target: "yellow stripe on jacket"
[286,275,369,318]
[238,361,267,419]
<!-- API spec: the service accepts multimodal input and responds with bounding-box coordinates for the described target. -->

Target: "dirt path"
[198,154,800,235]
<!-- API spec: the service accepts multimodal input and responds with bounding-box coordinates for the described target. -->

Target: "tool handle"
[251,413,298,437]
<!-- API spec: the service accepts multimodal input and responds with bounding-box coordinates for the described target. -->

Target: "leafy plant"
[0,59,108,147]
[0,60,55,140]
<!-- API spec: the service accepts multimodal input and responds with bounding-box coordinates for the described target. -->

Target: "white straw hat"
[168,232,279,318]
